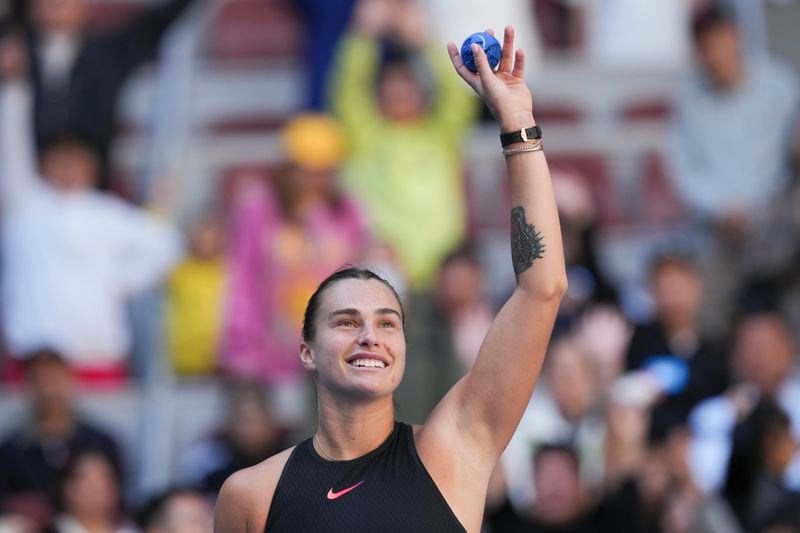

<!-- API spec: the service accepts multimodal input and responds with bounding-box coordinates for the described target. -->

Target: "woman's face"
[63,453,119,520]
[549,343,596,422]
[301,278,406,401]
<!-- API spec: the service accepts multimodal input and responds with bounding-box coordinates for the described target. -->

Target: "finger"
[484,28,496,37]
[511,48,525,79]
[447,42,481,90]
[498,25,515,73]
[471,43,495,79]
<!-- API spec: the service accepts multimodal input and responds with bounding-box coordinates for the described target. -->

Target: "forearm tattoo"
[510,206,545,278]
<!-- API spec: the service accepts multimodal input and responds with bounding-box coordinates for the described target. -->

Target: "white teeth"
[350,359,386,368]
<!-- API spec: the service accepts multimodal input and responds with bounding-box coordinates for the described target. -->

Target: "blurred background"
[0,0,799,531]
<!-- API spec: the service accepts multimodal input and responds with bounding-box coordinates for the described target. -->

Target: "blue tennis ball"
[460,32,502,73]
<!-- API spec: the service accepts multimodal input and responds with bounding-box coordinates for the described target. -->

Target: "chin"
[334,374,402,401]
[346,379,397,400]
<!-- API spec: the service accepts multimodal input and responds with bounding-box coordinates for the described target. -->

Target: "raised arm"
[329,0,392,150]
[0,35,39,205]
[418,24,566,475]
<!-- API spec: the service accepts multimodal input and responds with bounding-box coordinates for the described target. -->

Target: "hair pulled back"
[301,267,404,343]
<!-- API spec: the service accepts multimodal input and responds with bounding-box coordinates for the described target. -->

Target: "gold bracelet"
[501,139,543,157]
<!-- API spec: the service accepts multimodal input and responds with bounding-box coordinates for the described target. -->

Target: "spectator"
[602,383,741,533]
[0,65,182,376]
[50,448,135,532]
[398,245,490,422]
[430,246,493,370]
[570,306,632,393]
[0,350,123,528]
[139,487,214,533]
[625,252,729,426]
[710,0,769,55]
[176,381,291,496]
[486,443,645,533]
[738,177,800,339]
[651,422,740,533]
[501,338,607,507]
[221,114,368,402]
[551,167,620,335]
[667,3,799,336]
[166,215,226,376]
[669,3,799,226]
[689,311,800,494]
[723,400,800,531]
[20,0,198,188]
[331,0,477,289]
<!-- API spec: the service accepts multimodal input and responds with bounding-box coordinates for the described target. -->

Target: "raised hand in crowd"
[0,31,26,81]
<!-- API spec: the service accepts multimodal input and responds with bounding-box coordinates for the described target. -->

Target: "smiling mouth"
[348,358,387,369]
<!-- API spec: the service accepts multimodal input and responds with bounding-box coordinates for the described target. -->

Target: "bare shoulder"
[412,390,496,533]
[215,446,296,533]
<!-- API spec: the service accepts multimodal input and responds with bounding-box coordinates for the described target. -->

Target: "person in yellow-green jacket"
[166,216,227,375]
[331,0,478,289]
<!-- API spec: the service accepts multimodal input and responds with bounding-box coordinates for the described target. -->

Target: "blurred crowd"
[1,0,799,531]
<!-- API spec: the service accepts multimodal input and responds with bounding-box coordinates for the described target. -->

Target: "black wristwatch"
[499,126,542,147]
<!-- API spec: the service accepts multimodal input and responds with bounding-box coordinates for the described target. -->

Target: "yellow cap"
[281,114,345,171]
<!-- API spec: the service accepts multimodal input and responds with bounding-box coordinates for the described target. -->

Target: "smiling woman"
[299,271,407,401]
[214,23,567,533]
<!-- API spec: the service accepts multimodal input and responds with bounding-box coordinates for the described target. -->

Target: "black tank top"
[264,422,466,532]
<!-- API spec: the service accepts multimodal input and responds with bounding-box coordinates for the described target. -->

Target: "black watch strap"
[500,126,542,147]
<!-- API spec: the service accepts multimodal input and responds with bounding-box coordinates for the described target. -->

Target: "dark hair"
[692,2,736,40]
[533,442,579,470]
[723,399,790,526]
[648,249,698,281]
[376,41,432,102]
[732,309,792,340]
[138,486,205,528]
[378,41,414,77]
[38,131,96,159]
[301,267,404,343]
[55,447,123,513]
[21,347,68,369]
[440,242,481,271]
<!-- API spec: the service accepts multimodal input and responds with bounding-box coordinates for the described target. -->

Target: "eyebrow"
[328,308,403,320]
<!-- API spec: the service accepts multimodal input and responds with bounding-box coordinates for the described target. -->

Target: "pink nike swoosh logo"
[326,480,365,500]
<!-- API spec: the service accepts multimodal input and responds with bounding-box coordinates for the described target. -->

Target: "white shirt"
[689,377,800,493]
[1,84,182,366]
[39,32,80,87]
[501,386,606,507]
[54,515,138,533]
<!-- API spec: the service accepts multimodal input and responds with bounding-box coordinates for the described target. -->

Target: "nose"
[357,324,379,347]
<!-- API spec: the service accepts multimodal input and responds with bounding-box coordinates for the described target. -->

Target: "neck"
[661,314,696,336]
[36,405,75,439]
[314,392,395,461]
[712,63,744,92]
[70,513,114,533]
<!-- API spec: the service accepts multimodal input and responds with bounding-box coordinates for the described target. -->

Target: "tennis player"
[215,25,566,532]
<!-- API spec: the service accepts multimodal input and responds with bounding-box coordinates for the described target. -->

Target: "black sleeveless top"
[264,422,466,532]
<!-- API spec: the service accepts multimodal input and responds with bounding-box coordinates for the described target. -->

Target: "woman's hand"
[447,26,533,132]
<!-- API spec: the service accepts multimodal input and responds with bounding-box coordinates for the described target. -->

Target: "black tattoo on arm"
[510,206,545,278]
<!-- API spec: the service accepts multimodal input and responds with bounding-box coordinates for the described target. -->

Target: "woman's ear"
[300,342,316,370]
